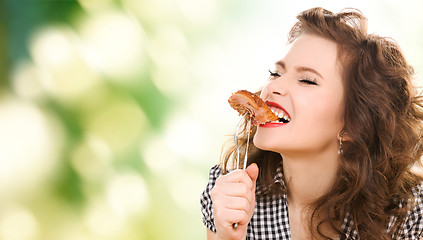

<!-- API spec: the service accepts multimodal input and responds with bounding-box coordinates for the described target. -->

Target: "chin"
[253,134,275,152]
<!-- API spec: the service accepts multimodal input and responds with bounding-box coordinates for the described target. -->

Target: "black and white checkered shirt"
[200,164,423,239]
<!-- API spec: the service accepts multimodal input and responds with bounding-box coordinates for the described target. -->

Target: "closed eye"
[299,78,318,85]
[268,69,281,78]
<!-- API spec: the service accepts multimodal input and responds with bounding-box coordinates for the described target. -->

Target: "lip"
[259,122,288,128]
[265,101,291,118]
[259,101,291,128]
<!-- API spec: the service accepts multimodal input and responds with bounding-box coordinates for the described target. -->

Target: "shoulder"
[200,164,222,232]
[204,164,222,190]
[208,164,222,182]
[411,181,423,202]
[201,164,222,199]
[407,181,423,218]
[409,181,423,219]
[397,182,423,239]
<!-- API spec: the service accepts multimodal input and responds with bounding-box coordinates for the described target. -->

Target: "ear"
[337,130,352,142]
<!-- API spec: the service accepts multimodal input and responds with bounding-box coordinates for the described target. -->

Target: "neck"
[282,149,340,207]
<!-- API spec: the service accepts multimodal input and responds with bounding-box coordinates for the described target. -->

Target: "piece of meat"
[228,90,279,125]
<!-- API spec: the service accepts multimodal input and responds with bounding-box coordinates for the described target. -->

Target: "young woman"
[200,7,423,240]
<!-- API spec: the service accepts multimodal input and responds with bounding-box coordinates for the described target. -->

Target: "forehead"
[281,33,342,78]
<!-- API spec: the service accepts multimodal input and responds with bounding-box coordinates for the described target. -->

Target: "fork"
[234,113,251,170]
[232,113,252,229]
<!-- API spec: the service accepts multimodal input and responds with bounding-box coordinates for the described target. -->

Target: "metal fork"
[233,113,252,229]
[234,113,251,170]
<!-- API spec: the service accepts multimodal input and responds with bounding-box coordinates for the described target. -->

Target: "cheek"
[327,92,345,125]
[309,98,344,129]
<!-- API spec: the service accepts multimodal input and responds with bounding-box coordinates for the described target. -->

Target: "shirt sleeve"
[400,182,423,239]
[200,164,222,232]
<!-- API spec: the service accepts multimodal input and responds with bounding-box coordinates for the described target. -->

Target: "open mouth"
[266,101,291,124]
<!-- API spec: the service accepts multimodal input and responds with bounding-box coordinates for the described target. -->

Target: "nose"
[272,90,283,96]
[265,77,288,97]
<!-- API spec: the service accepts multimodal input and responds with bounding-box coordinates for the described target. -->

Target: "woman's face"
[254,33,345,156]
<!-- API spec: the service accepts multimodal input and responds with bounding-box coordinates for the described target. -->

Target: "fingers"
[214,181,253,198]
[217,207,251,226]
[246,163,259,182]
[211,164,259,238]
[219,195,252,212]
[216,169,254,189]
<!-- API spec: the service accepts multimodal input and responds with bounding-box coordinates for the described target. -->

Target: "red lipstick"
[258,101,291,128]
[265,101,291,118]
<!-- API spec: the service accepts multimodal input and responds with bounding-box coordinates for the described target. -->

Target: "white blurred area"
[0,205,40,240]
[0,97,63,199]
[1,0,423,239]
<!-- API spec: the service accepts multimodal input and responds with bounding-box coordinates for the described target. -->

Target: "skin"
[209,164,259,240]
[208,33,346,239]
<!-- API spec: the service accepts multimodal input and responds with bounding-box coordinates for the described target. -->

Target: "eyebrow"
[275,60,323,79]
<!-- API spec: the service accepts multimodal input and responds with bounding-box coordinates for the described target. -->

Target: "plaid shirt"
[200,164,423,239]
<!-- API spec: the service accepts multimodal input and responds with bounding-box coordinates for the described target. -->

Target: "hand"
[211,163,259,240]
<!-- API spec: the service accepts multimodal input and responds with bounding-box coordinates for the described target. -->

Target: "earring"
[338,132,344,155]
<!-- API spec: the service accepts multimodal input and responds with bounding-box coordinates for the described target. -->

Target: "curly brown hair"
[220,7,423,239]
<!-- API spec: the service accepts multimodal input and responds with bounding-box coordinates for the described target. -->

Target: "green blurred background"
[0,0,422,239]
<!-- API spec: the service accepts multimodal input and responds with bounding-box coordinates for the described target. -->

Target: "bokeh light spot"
[0,97,62,199]
[0,206,39,240]
[84,200,125,237]
[29,26,101,101]
[141,135,177,175]
[167,168,208,210]
[71,135,113,182]
[164,114,209,161]
[106,172,149,217]
[78,10,145,80]
[179,0,218,25]
[84,98,148,154]
[11,61,48,100]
